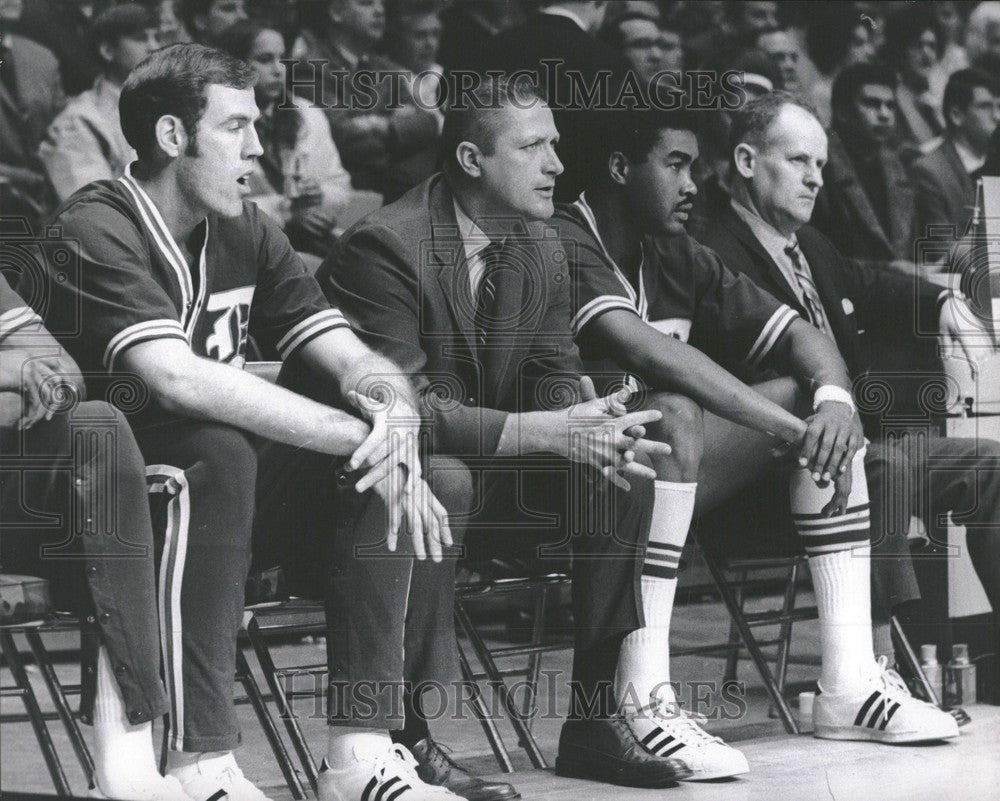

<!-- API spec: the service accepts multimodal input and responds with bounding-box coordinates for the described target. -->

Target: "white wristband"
[813,385,855,414]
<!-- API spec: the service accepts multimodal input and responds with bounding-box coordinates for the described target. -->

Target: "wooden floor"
[3,592,998,800]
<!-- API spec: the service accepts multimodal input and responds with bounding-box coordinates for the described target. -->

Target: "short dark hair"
[90,3,155,59]
[805,1,868,75]
[600,10,662,51]
[120,43,255,164]
[943,67,1000,131]
[728,90,819,161]
[831,61,897,122]
[881,4,942,67]
[439,75,543,176]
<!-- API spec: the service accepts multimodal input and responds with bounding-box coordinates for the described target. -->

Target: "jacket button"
[87,566,98,575]
[466,396,475,405]
[115,664,127,675]
[337,472,349,486]
[129,710,143,723]
[99,612,111,623]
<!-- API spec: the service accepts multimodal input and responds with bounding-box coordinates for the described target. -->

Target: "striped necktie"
[474,243,503,349]
[784,241,831,336]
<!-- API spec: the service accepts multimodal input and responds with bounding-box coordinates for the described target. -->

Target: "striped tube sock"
[616,481,697,711]
[791,447,878,694]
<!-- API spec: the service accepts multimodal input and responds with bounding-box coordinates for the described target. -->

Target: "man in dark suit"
[699,91,1000,702]
[470,1,630,203]
[319,76,696,793]
[911,68,1000,254]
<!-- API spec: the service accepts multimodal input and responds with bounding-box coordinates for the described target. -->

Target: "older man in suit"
[319,76,696,794]
[911,68,1000,253]
[699,91,1000,699]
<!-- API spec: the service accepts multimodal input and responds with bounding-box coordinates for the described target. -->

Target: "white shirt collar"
[539,5,589,32]
[452,198,494,262]
[953,138,986,175]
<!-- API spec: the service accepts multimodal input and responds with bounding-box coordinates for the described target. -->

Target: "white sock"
[616,481,696,711]
[810,545,880,694]
[93,646,161,794]
[326,728,393,768]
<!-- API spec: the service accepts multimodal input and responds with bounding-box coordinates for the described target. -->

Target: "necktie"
[784,242,831,336]
[474,243,503,350]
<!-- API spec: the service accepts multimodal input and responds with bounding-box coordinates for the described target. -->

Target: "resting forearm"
[775,320,853,395]
[621,339,804,443]
[496,410,562,457]
[154,356,369,455]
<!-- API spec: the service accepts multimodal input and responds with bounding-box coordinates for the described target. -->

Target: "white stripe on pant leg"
[147,465,190,751]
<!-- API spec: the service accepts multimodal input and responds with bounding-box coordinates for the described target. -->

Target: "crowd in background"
[3,0,999,265]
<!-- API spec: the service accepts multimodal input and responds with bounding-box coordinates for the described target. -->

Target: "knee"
[645,392,704,473]
[426,455,473,517]
[191,425,258,511]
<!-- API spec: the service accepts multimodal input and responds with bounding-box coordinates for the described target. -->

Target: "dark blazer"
[699,205,941,387]
[316,173,582,457]
[812,132,916,266]
[471,12,630,203]
[910,138,978,246]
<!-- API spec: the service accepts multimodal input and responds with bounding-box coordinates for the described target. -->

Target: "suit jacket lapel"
[427,178,479,355]
[720,208,802,310]
[482,240,525,402]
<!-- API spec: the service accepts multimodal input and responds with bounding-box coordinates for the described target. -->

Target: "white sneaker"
[318,741,459,801]
[90,774,191,800]
[170,753,273,801]
[626,697,750,781]
[814,657,960,744]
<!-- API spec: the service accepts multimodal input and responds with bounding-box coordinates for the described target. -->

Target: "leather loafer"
[411,738,521,801]
[556,716,692,787]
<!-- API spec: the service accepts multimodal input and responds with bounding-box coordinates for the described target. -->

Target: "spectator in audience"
[40,4,159,201]
[39,41,460,801]
[319,75,690,794]
[11,0,105,95]
[217,19,351,257]
[966,0,1000,70]
[601,9,683,85]
[437,0,522,76]
[178,0,247,46]
[292,0,441,202]
[0,0,64,232]
[882,5,945,162]
[756,25,803,92]
[712,47,782,99]
[927,0,969,111]
[805,1,877,125]
[987,120,1000,176]
[381,0,445,131]
[813,62,916,273]
[699,91,1000,679]
[0,268,190,801]
[911,68,1000,254]
[471,1,630,203]
[155,0,191,44]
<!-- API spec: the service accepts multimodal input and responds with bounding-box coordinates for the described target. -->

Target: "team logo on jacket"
[204,286,254,364]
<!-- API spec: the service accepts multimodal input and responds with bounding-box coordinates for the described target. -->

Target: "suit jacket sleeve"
[318,221,511,456]
[909,159,952,245]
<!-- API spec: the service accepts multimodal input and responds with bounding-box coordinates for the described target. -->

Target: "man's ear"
[455,141,483,178]
[98,41,115,66]
[608,151,629,186]
[154,115,187,159]
[946,105,963,130]
[732,142,756,179]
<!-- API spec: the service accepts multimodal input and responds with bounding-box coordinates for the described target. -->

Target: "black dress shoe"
[556,716,692,787]
[411,738,521,801]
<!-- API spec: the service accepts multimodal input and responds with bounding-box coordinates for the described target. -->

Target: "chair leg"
[455,631,515,773]
[24,629,96,789]
[701,553,799,734]
[1,630,72,795]
[891,615,940,706]
[722,570,746,683]
[235,649,306,800]
[244,618,319,794]
[519,586,547,733]
[454,600,548,768]
[774,561,800,695]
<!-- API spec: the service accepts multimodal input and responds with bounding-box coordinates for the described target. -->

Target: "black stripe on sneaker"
[384,784,410,801]
[206,791,227,801]
[362,776,379,801]
[374,776,402,801]
[878,701,901,730]
[641,728,667,748]
[854,691,881,726]
[660,741,686,757]
[866,698,887,728]
[649,733,674,754]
